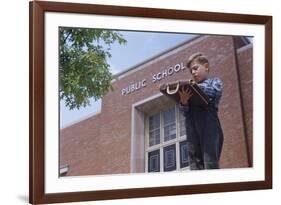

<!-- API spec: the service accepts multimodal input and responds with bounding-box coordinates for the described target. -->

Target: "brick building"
[60,35,253,176]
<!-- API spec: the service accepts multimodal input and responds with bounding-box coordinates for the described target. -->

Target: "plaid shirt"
[180,77,223,111]
[198,77,223,109]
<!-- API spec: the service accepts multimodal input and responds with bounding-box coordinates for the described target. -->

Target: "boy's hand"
[178,87,193,105]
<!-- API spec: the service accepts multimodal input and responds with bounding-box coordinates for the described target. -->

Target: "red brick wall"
[60,114,101,175]
[60,35,253,176]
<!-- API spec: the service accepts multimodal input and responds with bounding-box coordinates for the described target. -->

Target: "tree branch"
[63,32,71,44]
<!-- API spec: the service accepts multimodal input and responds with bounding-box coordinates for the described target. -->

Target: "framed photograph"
[29,1,272,204]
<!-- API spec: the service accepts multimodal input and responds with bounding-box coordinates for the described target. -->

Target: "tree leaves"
[59,27,127,110]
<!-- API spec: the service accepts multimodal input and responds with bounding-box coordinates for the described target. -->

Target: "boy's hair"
[186,52,209,68]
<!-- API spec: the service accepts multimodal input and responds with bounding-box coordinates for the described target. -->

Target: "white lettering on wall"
[121,79,147,96]
[121,62,186,96]
[152,62,186,83]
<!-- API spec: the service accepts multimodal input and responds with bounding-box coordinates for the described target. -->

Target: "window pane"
[163,107,176,141]
[179,111,186,137]
[148,150,160,172]
[149,129,160,146]
[163,107,175,124]
[164,123,176,141]
[180,140,189,168]
[149,113,160,146]
[163,144,176,171]
[149,113,160,131]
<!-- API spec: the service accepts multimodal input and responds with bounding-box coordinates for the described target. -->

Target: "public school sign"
[121,62,186,96]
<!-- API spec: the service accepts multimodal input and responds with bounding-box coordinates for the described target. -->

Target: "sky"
[60,30,197,128]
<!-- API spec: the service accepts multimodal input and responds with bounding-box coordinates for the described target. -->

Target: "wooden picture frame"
[29,1,272,204]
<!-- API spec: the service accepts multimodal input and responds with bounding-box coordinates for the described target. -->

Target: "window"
[149,113,160,146]
[164,144,176,171]
[148,150,160,172]
[145,104,189,172]
[179,109,186,138]
[163,107,176,142]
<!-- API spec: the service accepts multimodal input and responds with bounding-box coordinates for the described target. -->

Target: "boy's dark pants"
[185,106,224,170]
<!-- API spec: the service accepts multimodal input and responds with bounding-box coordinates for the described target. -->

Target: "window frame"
[145,104,189,172]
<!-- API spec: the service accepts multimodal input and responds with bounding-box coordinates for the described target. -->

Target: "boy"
[179,52,224,170]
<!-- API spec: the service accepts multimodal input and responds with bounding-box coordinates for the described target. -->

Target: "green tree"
[59,27,127,110]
